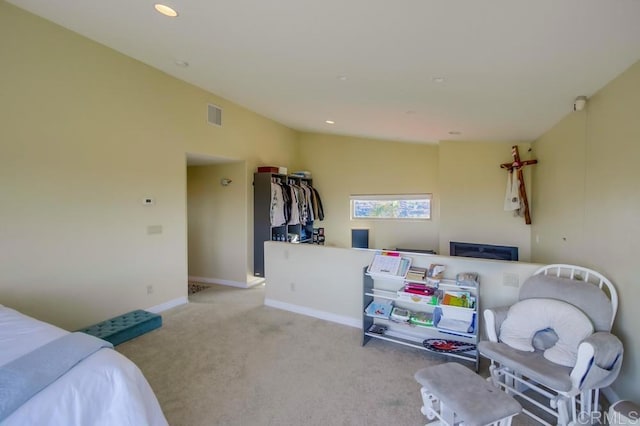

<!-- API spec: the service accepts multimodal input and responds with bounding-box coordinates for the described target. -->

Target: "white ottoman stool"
[608,400,640,425]
[415,363,521,426]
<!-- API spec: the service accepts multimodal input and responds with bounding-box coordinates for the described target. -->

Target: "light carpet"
[117,284,536,426]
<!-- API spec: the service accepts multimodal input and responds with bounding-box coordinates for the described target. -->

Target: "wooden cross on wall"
[500,145,537,224]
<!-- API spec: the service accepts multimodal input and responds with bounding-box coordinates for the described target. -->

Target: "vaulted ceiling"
[8,0,640,143]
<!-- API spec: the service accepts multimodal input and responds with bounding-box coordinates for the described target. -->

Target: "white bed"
[0,304,168,426]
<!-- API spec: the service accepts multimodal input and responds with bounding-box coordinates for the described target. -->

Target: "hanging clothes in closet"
[306,182,324,221]
[269,177,324,227]
[270,178,288,226]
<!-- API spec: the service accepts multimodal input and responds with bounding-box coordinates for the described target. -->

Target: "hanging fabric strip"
[270,181,286,226]
[504,170,520,212]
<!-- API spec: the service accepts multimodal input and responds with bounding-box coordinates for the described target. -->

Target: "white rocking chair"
[478,264,623,426]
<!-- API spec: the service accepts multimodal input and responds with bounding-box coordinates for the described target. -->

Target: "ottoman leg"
[440,401,455,426]
[420,387,439,420]
[419,386,457,426]
[496,416,514,426]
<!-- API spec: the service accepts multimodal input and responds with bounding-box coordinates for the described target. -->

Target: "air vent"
[207,104,222,126]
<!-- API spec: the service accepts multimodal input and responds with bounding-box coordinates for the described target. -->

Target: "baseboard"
[247,276,266,287]
[188,275,254,289]
[264,298,361,329]
[146,296,188,314]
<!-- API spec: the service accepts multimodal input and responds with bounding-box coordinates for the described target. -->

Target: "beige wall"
[438,141,533,260]
[530,112,587,264]
[0,2,297,329]
[532,60,640,401]
[298,133,441,251]
[4,0,638,403]
[187,162,248,284]
[264,242,541,327]
[297,134,533,260]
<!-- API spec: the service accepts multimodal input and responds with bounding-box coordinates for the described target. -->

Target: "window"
[350,194,432,220]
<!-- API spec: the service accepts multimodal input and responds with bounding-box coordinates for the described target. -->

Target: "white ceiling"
[8,0,640,144]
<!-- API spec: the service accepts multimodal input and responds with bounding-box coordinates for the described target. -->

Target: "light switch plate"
[147,225,162,235]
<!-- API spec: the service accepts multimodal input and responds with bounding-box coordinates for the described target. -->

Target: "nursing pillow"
[499,298,594,367]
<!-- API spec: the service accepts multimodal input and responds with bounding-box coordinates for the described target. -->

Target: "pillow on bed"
[499,298,593,367]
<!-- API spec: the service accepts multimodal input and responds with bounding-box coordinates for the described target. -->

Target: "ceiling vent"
[207,104,222,126]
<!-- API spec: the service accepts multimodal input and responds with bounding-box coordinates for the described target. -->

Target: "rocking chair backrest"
[519,264,618,332]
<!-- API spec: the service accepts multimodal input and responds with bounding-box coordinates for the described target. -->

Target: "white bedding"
[0,305,168,426]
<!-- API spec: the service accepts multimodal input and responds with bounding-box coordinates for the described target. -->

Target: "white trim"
[534,264,618,328]
[264,298,361,329]
[247,276,266,287]
[350,193,432,201]
[350,193,432,220]
[189,275,260,289]
[146,296,188,313]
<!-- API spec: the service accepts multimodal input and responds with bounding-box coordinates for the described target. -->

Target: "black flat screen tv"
[449,241,518,261]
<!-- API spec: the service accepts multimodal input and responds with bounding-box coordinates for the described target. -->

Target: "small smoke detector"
[207,104,222,126]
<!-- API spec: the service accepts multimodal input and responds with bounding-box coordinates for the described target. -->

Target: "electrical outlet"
[503,273,520,288]
[290,282,295,292]
[146,285,154,295]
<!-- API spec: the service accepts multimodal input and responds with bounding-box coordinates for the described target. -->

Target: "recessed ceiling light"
[154,4,178,17]
[325,120,335,125]
[432,77,445,83]
[174,60,189,68]
[448,131,461,135]
[405,110,416,115]
[337,75,348,81]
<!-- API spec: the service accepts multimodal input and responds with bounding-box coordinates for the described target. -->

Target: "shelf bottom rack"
[363,330,478,369]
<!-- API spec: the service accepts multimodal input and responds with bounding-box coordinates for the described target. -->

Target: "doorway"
[185,153,249,292]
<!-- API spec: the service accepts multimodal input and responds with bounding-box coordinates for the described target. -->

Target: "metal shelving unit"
[362,267,480,371]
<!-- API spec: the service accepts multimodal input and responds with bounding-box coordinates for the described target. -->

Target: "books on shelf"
[367,251,411,278]
[434,307,476,333]
[363,261,480,366]
[364,300,393,319]
[398,292,438,305]
[425,278,441,287]
[402,282,436,295]
[397,290,438,305]
[398,257,411,277]
[441,291,473,308]
[427,264,446,279]
[390,307,411,322]
[405,266,427,281]
[397,281,439,304]
[369,252,401,275]
[410,311,433,327]
[456,272,479,287]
